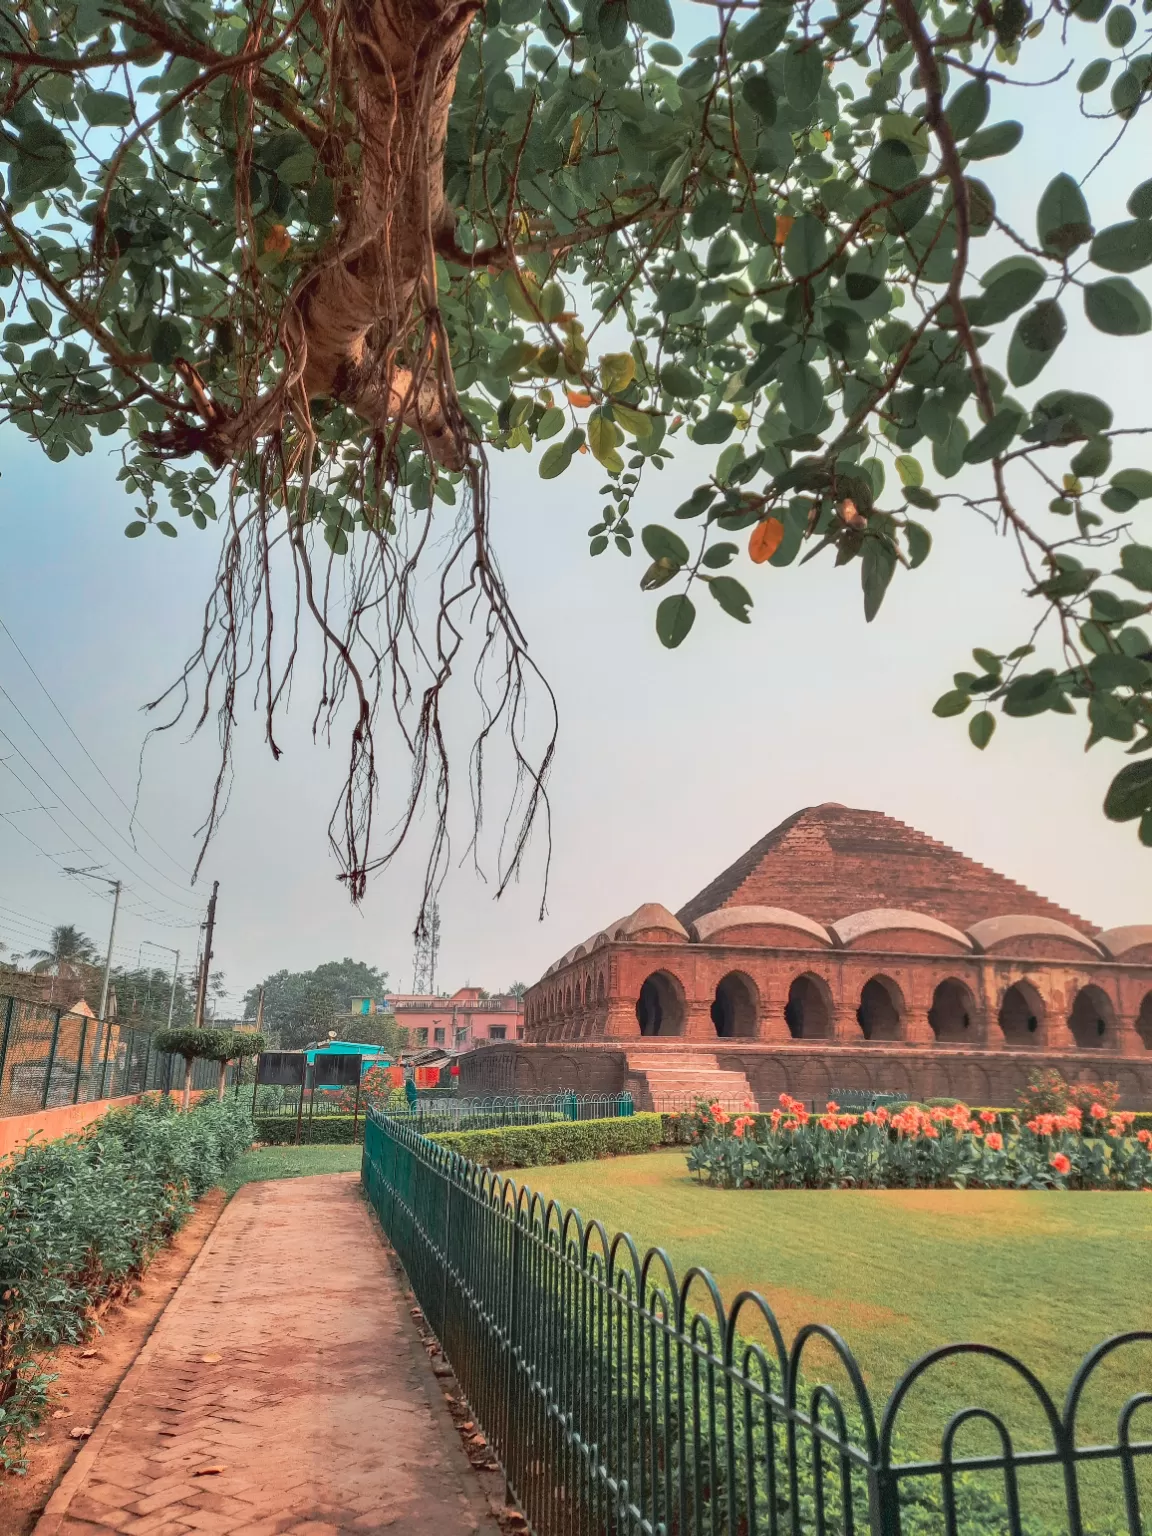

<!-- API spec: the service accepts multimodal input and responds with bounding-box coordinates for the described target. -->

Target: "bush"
[254,1113,365,1144]
[1017,1068,1121,1122]
[0,1095,252,1467]
[431,1113,663,1170]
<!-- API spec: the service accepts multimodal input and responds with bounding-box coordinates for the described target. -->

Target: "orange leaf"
[566,389,593,408]
[749,518,785,563]
[773,215,794,247]
[263,225,291,257]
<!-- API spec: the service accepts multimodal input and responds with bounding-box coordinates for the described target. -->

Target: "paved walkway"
[37,1175,499,1536]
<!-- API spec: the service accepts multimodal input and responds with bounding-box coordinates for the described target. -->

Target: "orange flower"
[1090,1102,1108,1120]
[862,1111,876,1126]
[985,1132,1003,1152]
[1050,1152,1072,1176]
[838,1115,856,1130]
[819,1116,837,1131]
[825,1101,840,1113]
[1137,1128,1151,1145]
[875,1106,889,1124]
[980,1110,997,1125]
[733,1115,756,1138]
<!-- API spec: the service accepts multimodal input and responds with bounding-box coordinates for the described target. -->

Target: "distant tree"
[506,982,528,1000]
[243,958,388,1050]
[331,1012,406,1058]
[27,925,97,977]
[112,965,198,1028]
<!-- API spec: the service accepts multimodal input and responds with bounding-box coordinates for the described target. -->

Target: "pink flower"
[1051,1152,1072,1176]
[985,1132,1003,1152]
[980,1110,997,1125]
[1090,1102,1108,1120]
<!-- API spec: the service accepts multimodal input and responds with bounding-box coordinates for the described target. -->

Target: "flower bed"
[0,1095,252,1467]
[686,1095,1152,1191]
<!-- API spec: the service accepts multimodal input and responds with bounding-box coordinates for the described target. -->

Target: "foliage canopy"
[3,0,1152,887]
[242,956,388,1047]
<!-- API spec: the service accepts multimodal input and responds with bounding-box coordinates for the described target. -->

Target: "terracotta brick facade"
[458,805,1152,1108]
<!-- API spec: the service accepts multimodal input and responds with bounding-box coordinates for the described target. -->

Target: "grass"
[221,1142,362,1194]
[517,1147,1152,1527]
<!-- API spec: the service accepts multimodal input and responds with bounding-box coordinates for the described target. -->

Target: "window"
[415,1027,428,1046]
[434,1027,445,1046]
[516,1027,524,1040]
[489,1026,507,1041]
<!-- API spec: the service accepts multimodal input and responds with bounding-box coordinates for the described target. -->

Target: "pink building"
[359,987,525,1052]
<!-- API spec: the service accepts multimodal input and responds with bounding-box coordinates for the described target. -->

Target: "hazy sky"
[1,10,1150,1013]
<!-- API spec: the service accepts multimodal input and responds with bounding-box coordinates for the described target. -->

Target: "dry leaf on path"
[80,1349,99,1358]
[70,1427,92,1440]
[201,1353,222,1363]
[193,1465,227,1476]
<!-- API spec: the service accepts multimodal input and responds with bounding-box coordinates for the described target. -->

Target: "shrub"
[0,1095,252,1466]
[1017,1068,1121,1124]
[430,1114,663,1171]
[254,1114,364,1145]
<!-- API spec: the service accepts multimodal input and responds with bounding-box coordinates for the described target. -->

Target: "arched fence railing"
[362,1107,1152,1535]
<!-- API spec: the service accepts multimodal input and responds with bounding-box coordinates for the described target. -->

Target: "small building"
[356,987,525,1052]
[459,803,1152,1109]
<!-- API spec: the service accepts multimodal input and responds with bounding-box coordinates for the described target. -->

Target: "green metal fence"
[362,1109,1152,1536]
[0,993,223,1117]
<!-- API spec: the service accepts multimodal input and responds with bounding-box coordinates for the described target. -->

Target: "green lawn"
[222,1142,362,1194]
[518,1148,1152,1527]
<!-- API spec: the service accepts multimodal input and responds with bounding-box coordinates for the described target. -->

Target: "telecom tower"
[411,901,440,995]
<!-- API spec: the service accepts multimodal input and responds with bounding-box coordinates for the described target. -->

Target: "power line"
[0,739,204,919]
[0,615,198,882]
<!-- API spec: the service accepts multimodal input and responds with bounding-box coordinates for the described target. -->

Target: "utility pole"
[98,879,122,1023]
[64,867,121,1101]
[167,949,181,1027]
[193,880,219,1029]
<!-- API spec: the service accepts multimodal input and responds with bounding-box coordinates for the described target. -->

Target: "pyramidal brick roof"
[675,804,1096,934]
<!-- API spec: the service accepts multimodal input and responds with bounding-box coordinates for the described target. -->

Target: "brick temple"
[457,804,1152,1108]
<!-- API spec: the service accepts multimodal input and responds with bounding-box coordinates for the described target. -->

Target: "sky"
[1,8,1150,1014]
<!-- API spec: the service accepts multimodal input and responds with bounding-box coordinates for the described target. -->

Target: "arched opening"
[1069,985,1115,1049]
[635,971,685,1036]
[999,981,1044,1047]
[711,972,758,1038]
[583,977,592,1007]
[564,985,572,1014]
[597,972,606,1002]
[784,974,831,1039]
[929,978,976,1043]
[1139,993,1152,1051]
[857,976,903,1041]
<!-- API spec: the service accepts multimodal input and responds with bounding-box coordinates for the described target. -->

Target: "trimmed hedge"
[661,1107,1152,1145]
[0,1096,252,1467]
[430,1113,663,1170]
[254,1113,365,1144]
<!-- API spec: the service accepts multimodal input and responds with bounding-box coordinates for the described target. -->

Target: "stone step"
[625,1050,757,1111]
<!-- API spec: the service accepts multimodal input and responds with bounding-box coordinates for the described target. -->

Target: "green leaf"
[701,542,738,569]
[588,413,624,472]
[1084,277,1152,335]
[1118,544,1152,591]
[1070,437,1112,477]
[690,189,731,239]
[628,0,675,36]
[1129,178,1152,220]
[1077,58,1111,93]
[660,362,701,398]
[895,455,923,488]
[612,402,656,438]
[868,139,917,192]
[708,575,753,623]
[692,410,735,444]
[969,711,996,749]
[964,409,1023,463]
[905,520,932,567]
[539,442,572,479]
[742,73,777,125]
[1112,468,1152,500]
[151,320,182,366]
[1089,652,1150,688]
[783,214,827,277]
[944,79,990,139]
[934,689,971,717]
[124,521,147,538]
[1089,220,1152,273]
[536,406,566,439]
[1104,760,1152,821]
[964,121,1023,160]
[641,524,690,565]
[778,360,824,430]
[784,43,824,109]
[1003,672,1060,717]
[971,257,1046,324]
[1111,67,1144,117]
[656,276,697,315]
[1037,173,1093,257]
[861,538,896,622]
[1105,4,1136,43]
[973,648,1002,675]
[589,534,609,556]
[674,486,717,520]
[82,90,134,127]
[655,593,696,647]
[156,520,178,538]
[1007,300,1066,385]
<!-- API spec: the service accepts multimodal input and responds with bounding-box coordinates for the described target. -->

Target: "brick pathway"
[36,1175,499,1536]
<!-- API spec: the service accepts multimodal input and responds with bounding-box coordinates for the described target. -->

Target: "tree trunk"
[217,1059,227,1103]
[182,1056,193,1113]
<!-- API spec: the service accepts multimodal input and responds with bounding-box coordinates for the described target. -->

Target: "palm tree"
[27,925,98,977]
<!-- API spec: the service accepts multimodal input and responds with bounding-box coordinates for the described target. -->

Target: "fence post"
[141,1033,152,1095]
[72,1016,88,1104]
[41,1010,62,1110]
[98,1023,114,1098]
[0,996,15,1102]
